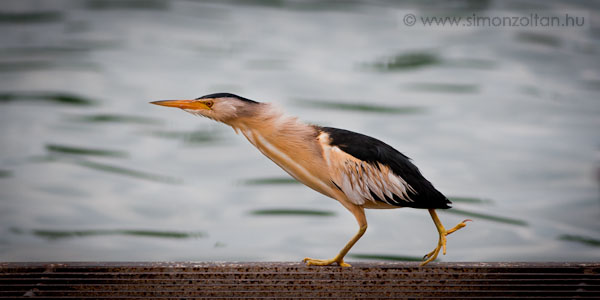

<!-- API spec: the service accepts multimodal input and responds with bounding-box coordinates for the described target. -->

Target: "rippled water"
[1,0,599,262]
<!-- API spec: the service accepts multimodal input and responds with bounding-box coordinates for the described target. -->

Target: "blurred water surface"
[0,0,599,262]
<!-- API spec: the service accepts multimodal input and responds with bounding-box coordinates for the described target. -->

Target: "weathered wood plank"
[1,262,599,298]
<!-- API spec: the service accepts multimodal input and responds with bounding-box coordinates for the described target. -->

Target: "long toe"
[420,234,446,266]
[303,257,351,267]
[420,245,441,266]
[446,219,472,235]
[422,248,437,261]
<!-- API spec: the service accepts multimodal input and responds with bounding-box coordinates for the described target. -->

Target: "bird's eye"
[205,100,214,108]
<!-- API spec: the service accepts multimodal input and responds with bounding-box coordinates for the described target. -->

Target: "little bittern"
[151,93,470,267]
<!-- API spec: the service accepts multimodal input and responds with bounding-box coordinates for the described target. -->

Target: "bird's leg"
[421,209,471,266]
[303,205,366,267]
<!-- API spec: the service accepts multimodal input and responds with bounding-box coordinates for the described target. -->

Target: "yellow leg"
[303,204,366,267]
[420,209,471,266]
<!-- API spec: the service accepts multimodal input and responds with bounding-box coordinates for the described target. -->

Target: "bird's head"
[151,93,261,124]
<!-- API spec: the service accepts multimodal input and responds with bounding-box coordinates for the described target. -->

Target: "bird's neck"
[228,104,310,142]
[227,104,334,198]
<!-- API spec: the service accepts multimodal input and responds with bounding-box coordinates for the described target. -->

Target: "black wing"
[320,126,451,209]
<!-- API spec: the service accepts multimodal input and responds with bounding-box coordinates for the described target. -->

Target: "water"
[0,0,599,263]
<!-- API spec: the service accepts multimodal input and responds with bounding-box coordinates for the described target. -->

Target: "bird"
[151,93,470,267]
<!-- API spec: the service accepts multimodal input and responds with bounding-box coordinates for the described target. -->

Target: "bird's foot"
[303,257,351,267]
[421,233,446,266]
[420,219,472,266]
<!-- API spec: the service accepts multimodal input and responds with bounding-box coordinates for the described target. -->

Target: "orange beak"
[150,100,210,110]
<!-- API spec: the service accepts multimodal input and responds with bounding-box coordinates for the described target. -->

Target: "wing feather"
[318,126,452,209]
[323,144,415,206]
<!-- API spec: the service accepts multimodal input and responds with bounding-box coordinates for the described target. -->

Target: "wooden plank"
[1,262,599,298]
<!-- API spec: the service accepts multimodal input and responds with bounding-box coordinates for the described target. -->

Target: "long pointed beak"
[150,100,209,110]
